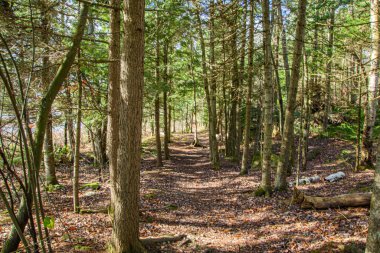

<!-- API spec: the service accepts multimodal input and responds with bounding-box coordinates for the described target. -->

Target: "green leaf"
[43,216,55,229]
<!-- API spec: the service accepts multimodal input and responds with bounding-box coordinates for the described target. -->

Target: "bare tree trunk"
[274,0,307,191]
[240,0,254,175]
[361,0,379,169]
[163,42,169,160]
[259,0,273,196]
[73,52,82,213]
[110,0,146,251]
[107,0,121,210]
[154,11,163,167]
[237,0,248,160]
[41,0,58,186]
[322,7,335,131]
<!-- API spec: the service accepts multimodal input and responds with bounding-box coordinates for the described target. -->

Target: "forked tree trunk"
[110,0,146,251]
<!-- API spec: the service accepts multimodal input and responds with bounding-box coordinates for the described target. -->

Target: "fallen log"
[292,188,371,209]
[141,234,186,246]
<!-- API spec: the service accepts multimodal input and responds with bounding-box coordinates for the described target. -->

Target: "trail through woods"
[0,133,374,252]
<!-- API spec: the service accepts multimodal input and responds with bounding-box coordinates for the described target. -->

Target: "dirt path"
[139,133,372,252]
[0,133,374,252]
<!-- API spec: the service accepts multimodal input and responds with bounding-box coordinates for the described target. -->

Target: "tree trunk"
[110,0,146,251]
[226,2,239,162]
[236,0,248,160]
[366,138,380,252]
[361,0,379,169]
[240,0,254,175]
[163,42,169,160]
[41,1,58,186]
[259,0,273,196]
[107,0,121,210]
[154,11,163,167]
[73,55,82,213]
[322,7,335,131]
[274,0,307,191]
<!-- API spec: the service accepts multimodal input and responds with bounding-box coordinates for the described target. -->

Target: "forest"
[0,0,380,252]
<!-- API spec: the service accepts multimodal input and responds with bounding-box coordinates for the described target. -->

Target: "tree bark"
[110,0,146,252]
[274,0,307,191]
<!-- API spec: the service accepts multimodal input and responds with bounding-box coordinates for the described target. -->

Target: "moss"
[166,204,178,210]
[74,245,92,251]
[80,182,100,190]
[254,187,271,197]
[143,192,158,199]
[46,184,64,192]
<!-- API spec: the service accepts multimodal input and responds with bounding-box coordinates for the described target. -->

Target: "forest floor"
[0,132,374,252]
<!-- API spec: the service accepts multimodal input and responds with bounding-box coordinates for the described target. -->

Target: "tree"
[274,0,308,191]
[258,0,273,196]
[240,0,255,175]
[361,0,379,169]
[110,0,146,252]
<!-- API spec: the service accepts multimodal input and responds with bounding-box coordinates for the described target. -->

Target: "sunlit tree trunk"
[110,0,146,251]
